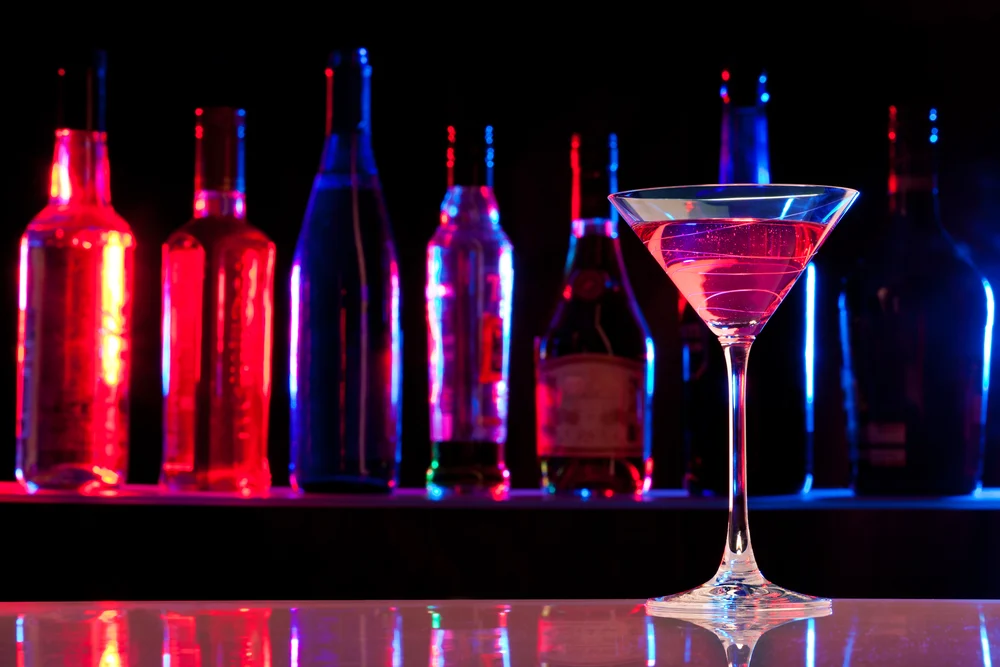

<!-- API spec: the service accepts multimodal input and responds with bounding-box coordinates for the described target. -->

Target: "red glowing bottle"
[160,107,276,494]
[15,51,135,493]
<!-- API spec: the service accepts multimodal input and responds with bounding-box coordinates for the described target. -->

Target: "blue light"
[805,262,816,433]
[930,134,938,143]
[427,484,445,501]
[806,618,816,667]
[580,488,592,499]
[982,278,994,413]
[646,615,656,665]
[16,616,23,643]
[760,92,770,103]
[720,85,728,97]
[609,133,620,222]
[237,125,245,138]
[759,74,767,84]
[981,610,993,667]
[237,108,246,117]
[932,128,939,135]
[930,108,938,120]
[359,48,369,64]
[289,263,301,409]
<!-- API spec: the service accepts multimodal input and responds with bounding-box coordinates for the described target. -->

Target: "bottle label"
[479,313,504,385]
[536,354,645,458]
[860,422,906,467]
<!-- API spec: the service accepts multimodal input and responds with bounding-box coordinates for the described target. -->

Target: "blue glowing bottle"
[682,70,811,495]
[842,105,992,495]
[426,126,514,499]
[289,48,402,493]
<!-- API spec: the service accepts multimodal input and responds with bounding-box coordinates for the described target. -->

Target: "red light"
[721,70,730,81]
[57,68,65,77]
[888,131,896,141]
[195,126,203,139]
[324,67,333,78]
[447,125,456,142]
[722,94,731,104]
[195,108,203,117]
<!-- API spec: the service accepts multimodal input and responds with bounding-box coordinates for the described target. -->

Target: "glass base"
[646,574,830,617]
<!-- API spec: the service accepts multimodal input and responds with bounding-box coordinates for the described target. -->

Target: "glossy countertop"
[0,599,996,666]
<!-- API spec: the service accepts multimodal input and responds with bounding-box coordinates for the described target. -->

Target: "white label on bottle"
[536,354,645,458]
[862,422,906,467]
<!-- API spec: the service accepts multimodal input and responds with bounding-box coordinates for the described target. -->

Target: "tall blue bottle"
[289,48,402,492]
[680,70,812,495]
[842,105,991,495]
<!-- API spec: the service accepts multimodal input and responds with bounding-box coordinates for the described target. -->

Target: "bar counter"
[0,599,996,665]
[1,484,999,601]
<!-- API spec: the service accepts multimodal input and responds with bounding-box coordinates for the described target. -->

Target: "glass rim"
[609,183,860,202]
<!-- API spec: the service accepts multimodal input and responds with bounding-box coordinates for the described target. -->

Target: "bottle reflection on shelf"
[289,605,401,666]
[161,607,271,667]
[17,608,133,667]
[428,604,510,667]
[537,603,651,666]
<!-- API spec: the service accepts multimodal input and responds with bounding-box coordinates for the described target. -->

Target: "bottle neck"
[439,185,500,230]
[720,105,770,184]
[319,53,378,178]
[194,107,247,219]
[49,129,112,207]
[567,218,626,279]
[888,105,940,232]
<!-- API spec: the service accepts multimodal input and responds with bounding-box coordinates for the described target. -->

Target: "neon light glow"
[805,262,816,433]
[289,263,301,409]
[446,126,456,188]
[570,133,581,220]
[485,125,495,188]
[806,617,816,667]
[101,232,127,387]
[15,237,28,441]
[390,258,401,409]
[646,614,656,666]
[162,247,171,397]
[608,133,619,222]
[981,610,993,667]
[498,244,514,421]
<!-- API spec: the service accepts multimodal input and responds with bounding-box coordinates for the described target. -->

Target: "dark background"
[3,6,1000,491]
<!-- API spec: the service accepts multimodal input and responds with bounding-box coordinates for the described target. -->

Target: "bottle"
[536,133,654,497]
[842,104,992,495]
[290,48,402,492]
[681,69,811,495]
[15,51,135,493]
[160,107,276,494]
[425,126,514,499]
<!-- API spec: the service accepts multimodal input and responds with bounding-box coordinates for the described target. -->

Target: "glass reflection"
[15,607,134,667]
[290,605,401,666]
[428,603,510,666]
[646,607,830,667]
[537,603,651,666]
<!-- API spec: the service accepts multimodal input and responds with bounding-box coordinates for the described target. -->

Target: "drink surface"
[161,216,275,494]
[632,218,826,338]
[17,210,133,492]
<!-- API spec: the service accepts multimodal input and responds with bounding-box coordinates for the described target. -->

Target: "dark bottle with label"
[289,48,402,493]
[842,105,991,495]
[536,133,654,496]
[425,125,514,499]
[682,70,811,496]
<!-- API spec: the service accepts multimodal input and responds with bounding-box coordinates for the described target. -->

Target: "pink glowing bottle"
[16,51,135,493]
[161,107,276,495]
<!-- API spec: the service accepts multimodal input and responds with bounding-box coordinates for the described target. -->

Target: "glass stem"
[717,336,763,583]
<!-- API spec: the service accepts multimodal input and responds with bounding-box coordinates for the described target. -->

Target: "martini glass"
[610,184,859,616]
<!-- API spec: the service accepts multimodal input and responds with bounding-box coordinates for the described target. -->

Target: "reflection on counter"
[0,600,995,666]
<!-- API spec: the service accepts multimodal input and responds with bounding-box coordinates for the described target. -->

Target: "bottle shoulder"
[27,203,133,235]
[167,216,274,250]
[428,224,512,249]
